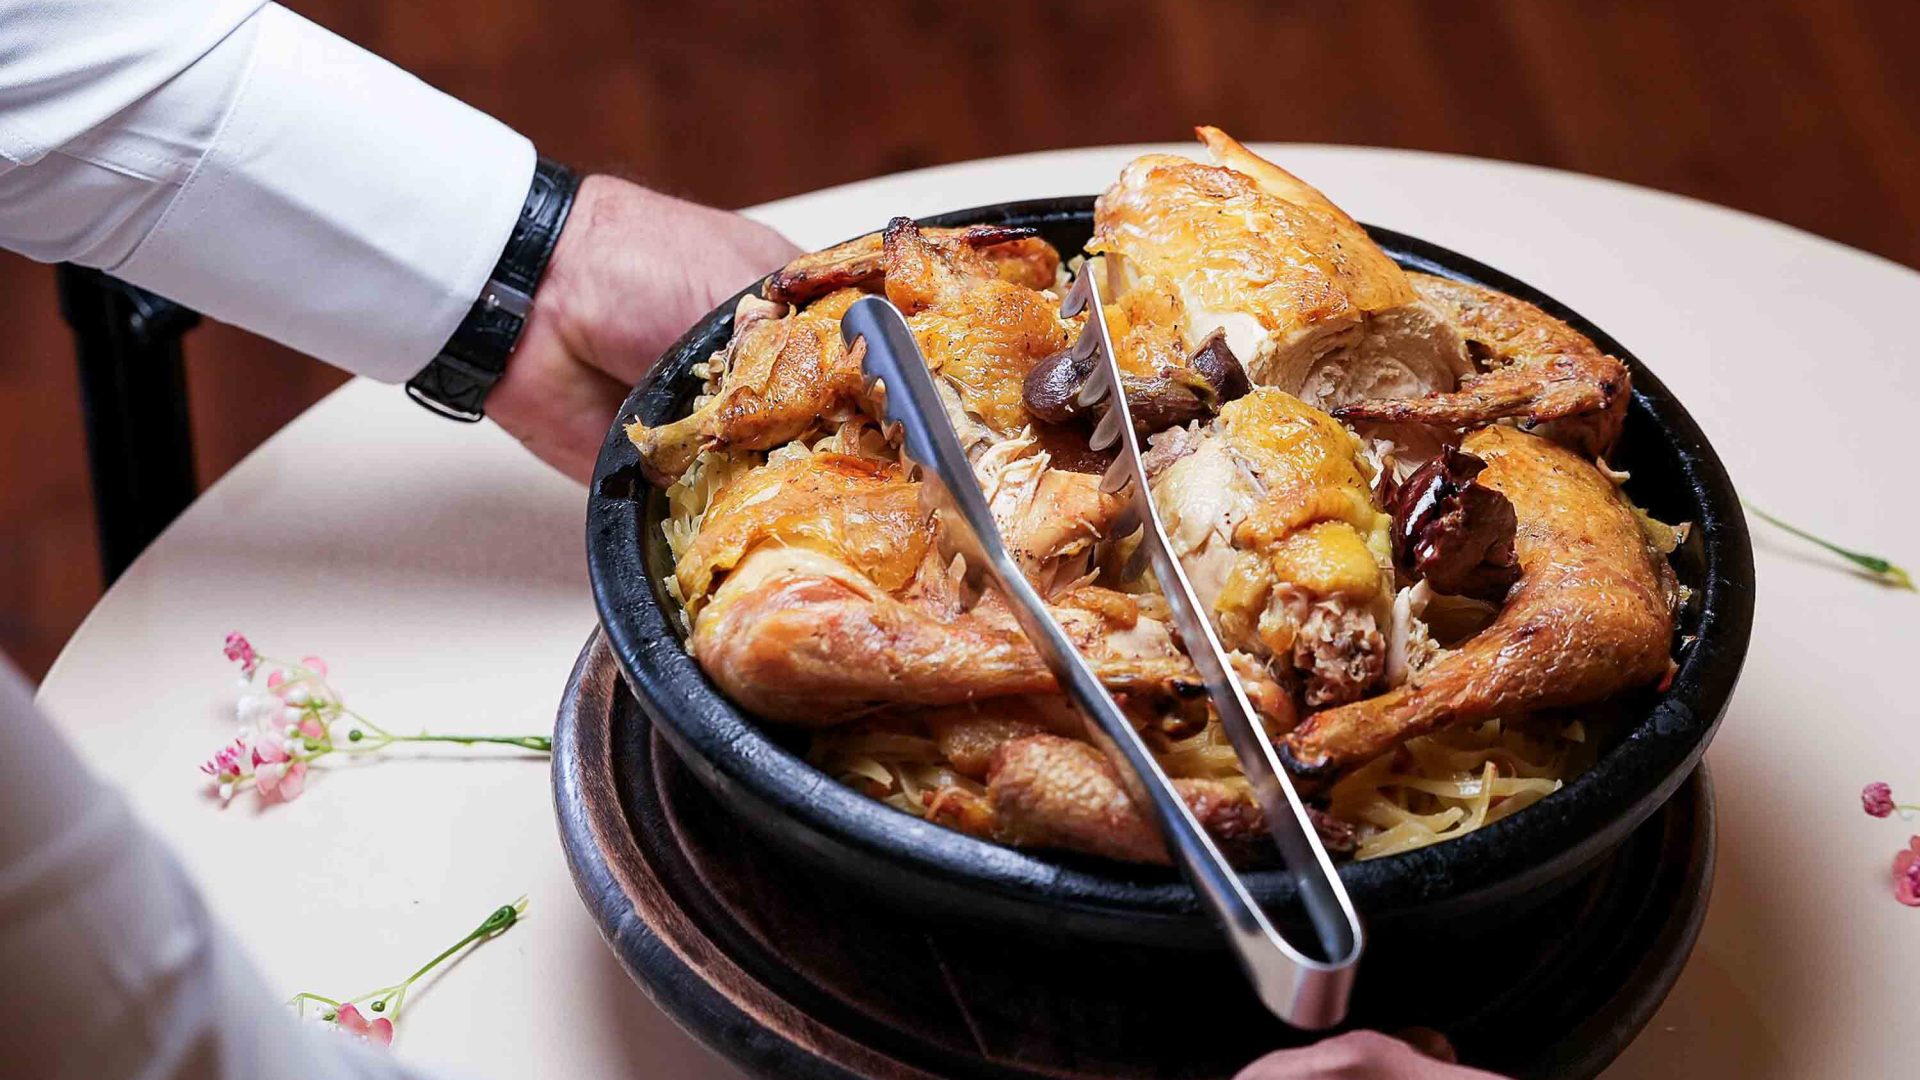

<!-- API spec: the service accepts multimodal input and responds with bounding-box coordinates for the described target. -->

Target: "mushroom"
[1020,328,1253,434]
[1382,445,1522,601]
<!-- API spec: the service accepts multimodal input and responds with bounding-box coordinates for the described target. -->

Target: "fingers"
[1234,1030,1508,1080]
[536,176,804,388]
[487,173,805,481]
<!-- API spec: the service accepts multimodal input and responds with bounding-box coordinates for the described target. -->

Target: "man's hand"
[488,175,802,482]
[1235,1031,1509,1080]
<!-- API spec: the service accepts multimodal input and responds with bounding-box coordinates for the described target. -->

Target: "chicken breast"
[1091,128,1471,417]
[1149,387,1394,706]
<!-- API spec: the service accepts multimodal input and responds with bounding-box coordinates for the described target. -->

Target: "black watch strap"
[406,158,580,422]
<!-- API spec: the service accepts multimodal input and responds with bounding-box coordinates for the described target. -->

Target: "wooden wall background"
[4,0,1916,680]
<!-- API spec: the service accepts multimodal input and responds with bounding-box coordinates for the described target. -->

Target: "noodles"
[801,707,1589,861]
[1325,715,1577,860]
[807,724,985,818]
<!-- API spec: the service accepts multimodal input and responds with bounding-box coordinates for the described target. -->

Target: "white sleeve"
[0,1,534,382]
[0,662,447,1079]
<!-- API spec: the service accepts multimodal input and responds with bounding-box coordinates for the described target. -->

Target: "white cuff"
[113,5,535,383]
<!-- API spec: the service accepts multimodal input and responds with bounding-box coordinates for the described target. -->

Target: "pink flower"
[200,736,249,781]
[1895,838,1920,907]
[200,735,253,801]
[253,735,289,766]
[224,633,258,675]
[250,735,307,801]
[254,759,308,801]
[267,669,286,692]
[302,656,329,677]
[254,760,304,800]
[333,1004,394,1046]
[1864,782,1897,818]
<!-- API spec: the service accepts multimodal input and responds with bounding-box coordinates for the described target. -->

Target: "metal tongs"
[840,257,1363,1028]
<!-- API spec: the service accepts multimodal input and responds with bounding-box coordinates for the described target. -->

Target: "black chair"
[55,265,201,584]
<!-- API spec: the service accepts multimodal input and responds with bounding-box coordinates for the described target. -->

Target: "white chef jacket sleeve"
[0,660,450,1079]
[0,1,535,382]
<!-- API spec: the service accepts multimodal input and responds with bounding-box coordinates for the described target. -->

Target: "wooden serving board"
[555,631,1713,1080]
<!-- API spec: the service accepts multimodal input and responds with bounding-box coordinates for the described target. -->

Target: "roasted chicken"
[767,222,1060,305]
[629,289,867,484]
[1334,274,1633,457]
[1283,426,1678,781]
[1091,127,1470,417]
[974,734,1265,864]
[680,452,1194,724]
[630,219,1068,483]
[1148,387,1394,707]
[881,216,1072,436]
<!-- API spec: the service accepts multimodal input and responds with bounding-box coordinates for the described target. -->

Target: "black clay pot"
[585,197,1754,947]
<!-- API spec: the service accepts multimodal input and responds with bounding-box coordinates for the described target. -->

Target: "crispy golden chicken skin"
[1334,274,1633,457]
[979,734,1265,864]
[1283,426,1678,781]
[684,453,1196,725]
[676,452,933,616]
[883,217,1072,435]
[1149,388,1393,706]
[1092,128,1469,414]
[766,223,1059,305]
[627,289,868,484]
[628,220,1068,484]
[921,697,1081,779]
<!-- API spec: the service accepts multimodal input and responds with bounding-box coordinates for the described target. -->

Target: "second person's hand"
[1235,1031,1510,1080]
[487,174,802,482]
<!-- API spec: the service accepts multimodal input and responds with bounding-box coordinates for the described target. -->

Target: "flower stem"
[287,991,343,1019]
[388,733,553,752]
[307,897,529,1026]
[331,707,550,754]
[1746,504,1914,590]
[379,897,529,1018]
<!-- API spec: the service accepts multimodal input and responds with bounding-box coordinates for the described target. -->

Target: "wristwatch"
[405,158,580,421]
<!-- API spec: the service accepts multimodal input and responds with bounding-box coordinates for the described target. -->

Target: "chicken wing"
[1282,426,1677,781]
[883,216,1073,436]
[1091,128,1470,416]
[766,223,1059,305]
[682,453,1195,725]
[1148,387,1394,706]
[629,220,1071,484]
[627,289,868,484]
[1333,274,1633,457]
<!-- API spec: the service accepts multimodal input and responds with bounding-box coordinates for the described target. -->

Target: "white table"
[35,144,1920,1079]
